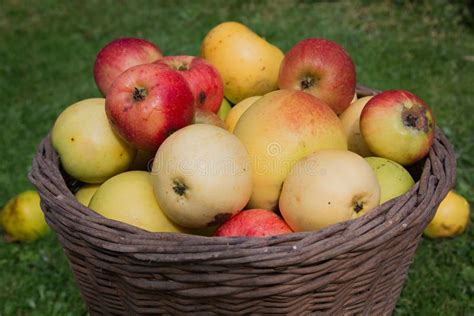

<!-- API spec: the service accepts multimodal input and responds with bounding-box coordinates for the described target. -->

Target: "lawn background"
[0,1,473,315]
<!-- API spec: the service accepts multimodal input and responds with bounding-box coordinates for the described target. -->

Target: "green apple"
[52,98,136,183]
[1,190,49,242]
[217,98,232,120]
[365,157,415,204]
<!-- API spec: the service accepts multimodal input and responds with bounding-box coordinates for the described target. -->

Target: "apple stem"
[172,180,187,196]
[132,87,147,101]
[300,76,315,90]
[353,201,364,213]
[198,91,207,105]
[177,63,188,71]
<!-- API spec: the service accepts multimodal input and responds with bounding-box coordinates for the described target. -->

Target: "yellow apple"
[280,150,381,232]
[234,89,347,211]
[151,124,252,228]
[52,98,136,183]
[74,184,101,206]
[365,157,415,204]
[424,191,470,238]
[1,190,49,242]
[201,21,284,104]
[339,96,373,157]
[225,96,261,133]
[89,171,188,233]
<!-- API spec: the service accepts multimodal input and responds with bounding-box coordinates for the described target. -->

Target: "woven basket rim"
[28,84,457,263]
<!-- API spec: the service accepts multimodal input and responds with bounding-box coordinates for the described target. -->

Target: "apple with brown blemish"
[215,209,292,237]
[278,38,356,115]
[151,124,252,228]
[105,63,195,152]
[360,90,435,166]
[155,56,224,113]
[94,38,163,96]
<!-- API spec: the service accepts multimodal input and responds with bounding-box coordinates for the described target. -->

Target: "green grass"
[1,0,473,315]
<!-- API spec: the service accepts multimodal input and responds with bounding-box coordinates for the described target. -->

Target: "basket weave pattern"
[29,86,456,315]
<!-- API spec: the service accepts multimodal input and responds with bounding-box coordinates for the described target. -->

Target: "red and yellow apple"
[105,63,195,152]
[234,89,347,211]
[94,37,163,96]
[278,38,356,114]
[280,150,380,232]
[360,90,435,165]
[155,55,224,113]
[151,124,252,228]
[215,209,292,237]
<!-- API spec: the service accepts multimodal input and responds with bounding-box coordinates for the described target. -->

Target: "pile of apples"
[46,21,462,238]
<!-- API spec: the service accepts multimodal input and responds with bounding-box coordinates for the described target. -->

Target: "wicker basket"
[29,85,456,315]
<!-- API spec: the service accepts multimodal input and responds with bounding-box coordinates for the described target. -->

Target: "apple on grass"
[215,209,292,237]
[278,38,356,114]
[360,90,435,166]
[1,190,49,242]
[94,38,163,96]
[151,124,252,228]
[279,150,380,232]
[424,191,470,238]
[105,63,195,152]
[155,56,224,113]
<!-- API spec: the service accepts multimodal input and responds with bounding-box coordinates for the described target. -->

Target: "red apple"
[215,209,293,237]
[155,56,224,113]
[278,38,356,114]
[360,90,435,165]
[105,63,194,152]
[194,108,226,129]
[94,38,163,96]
